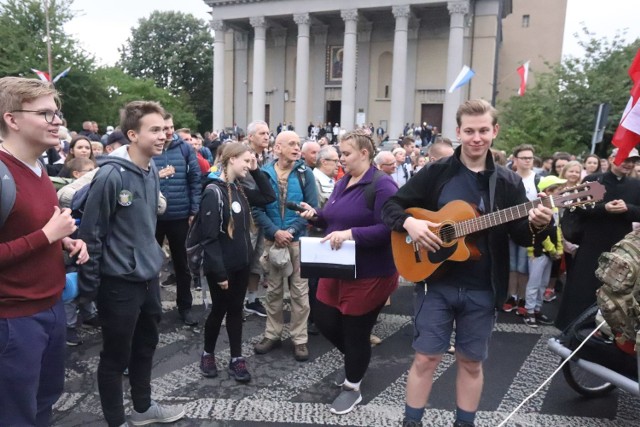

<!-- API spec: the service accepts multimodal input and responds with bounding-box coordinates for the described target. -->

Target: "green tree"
[119,10,213,133]
[0,0,104,130]
[497,30,640,158]
[92,67,198,130]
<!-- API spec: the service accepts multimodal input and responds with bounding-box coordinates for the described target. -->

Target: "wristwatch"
[287,227,296,236]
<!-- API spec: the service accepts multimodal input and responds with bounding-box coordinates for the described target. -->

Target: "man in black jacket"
[382,100,552,427]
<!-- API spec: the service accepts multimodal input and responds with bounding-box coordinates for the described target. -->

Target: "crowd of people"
[1,75,639,427]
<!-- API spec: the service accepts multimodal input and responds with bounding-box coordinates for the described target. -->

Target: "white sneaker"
[129,400,185,425]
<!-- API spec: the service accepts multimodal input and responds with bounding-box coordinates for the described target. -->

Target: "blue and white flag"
[53,67,71,83]
[448,65,475,93]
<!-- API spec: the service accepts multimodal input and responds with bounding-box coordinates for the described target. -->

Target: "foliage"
[0,1,198,132]
[119,10,214,133]
[91,67,198,130]
[497,29,640,158]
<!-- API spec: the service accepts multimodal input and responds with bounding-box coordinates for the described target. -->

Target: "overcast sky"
[63,0,640,66]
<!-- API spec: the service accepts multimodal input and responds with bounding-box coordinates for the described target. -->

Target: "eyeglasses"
[516,156,534,161]
[11,109,63,124]
[324,158,340,163]
[380,162,396,167]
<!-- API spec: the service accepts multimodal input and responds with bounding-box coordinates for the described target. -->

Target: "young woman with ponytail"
[198,142,261,382]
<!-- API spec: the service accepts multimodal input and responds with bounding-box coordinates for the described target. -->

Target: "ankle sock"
[456,406,476,424]
[231,357,243,363]
[404,404,425,422]
[344,378,361,391]
[203,351,212,356]
[247,291,257,303]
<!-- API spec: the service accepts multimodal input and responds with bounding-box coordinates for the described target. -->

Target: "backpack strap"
[295,165,307,190]
[364,169,385,211]
[0,159,16,229]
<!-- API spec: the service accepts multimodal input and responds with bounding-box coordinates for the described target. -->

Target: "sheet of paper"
[300,236,356,266]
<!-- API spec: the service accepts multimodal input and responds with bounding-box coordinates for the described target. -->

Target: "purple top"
[317,166,399,278]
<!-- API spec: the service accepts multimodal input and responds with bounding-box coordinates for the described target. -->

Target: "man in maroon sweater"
[0,77,88,426]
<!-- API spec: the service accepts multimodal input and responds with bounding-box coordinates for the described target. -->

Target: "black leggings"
[204,269,250,357]
[314,300,384,383]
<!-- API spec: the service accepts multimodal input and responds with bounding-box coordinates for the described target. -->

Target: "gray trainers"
[129,400,185,425]
[329,385,362,415]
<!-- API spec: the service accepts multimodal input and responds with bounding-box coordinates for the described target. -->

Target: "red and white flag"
[517,61,530,96]
[612,48,640,165]
[31,68,51,82]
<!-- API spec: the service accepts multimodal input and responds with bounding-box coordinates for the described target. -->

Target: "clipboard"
[300,236,356,279]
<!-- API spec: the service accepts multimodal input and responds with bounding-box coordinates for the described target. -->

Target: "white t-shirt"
[521,172,538,201]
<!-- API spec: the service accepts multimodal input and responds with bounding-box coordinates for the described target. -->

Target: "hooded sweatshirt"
[78,146,164,299]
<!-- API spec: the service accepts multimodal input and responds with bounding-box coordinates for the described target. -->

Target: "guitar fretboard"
[451,198,553,239]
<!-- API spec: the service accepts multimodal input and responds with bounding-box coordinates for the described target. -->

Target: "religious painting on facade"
[327,46,344,83]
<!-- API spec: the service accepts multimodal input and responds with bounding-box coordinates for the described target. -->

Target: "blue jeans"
[413,283,496,361]
[0,300,66,427]
[509,239,529,274]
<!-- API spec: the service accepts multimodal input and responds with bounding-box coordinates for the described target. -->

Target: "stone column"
[311,25,328,125]
[405,17,420,129]
[293,13,310,137]
[388,5,410,140]
[233,30,249,130]
[250,16,267,121]
[355,21,372,128]
[211,20,226,133]
[442,0,469,139]
[271,27,287,128]
[340,9,358,132]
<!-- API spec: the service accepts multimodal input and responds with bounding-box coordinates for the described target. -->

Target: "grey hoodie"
[78,146,164,299]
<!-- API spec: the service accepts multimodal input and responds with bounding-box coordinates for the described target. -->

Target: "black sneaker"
[523,312,538,328]
[200,353,218,378]
[193,276,202,291]
[228,357,251,383]
[453,420,475,427]
[535,311,554,325]
[308,322,320,336]
[402,420,423,427]
[161,273,176,288]
[179,309,198,326]
[82,315,101,328]
[244,299,267,317]
[66,327,83,346]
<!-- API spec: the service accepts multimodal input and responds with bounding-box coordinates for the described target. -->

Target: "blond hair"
[341,129,376,163]
[456,99,498,127]
[220,142,252,238]
[0,77,60,137]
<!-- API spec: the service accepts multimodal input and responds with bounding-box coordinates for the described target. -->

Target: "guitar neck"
[454,197,551,238]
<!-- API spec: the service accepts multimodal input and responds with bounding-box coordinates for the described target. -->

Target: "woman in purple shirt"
[300,130,399,415]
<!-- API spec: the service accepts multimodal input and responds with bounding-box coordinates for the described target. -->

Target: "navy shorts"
[413,283,497,362]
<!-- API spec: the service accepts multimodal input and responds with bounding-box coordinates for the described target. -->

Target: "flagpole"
[43,0,53,84]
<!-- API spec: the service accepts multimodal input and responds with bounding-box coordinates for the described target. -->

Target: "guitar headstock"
[551,181,606,210]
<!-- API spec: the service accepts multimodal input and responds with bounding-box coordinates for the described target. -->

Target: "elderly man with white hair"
[374,151,397,176]
[391,147,411,187]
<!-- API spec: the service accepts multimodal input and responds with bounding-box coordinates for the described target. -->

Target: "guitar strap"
[488,169,497,212]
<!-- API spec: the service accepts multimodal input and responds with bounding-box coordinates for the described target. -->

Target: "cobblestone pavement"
[52,280,638,427]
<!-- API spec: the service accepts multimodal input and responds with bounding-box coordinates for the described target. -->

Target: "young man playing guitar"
[382,100,553,427]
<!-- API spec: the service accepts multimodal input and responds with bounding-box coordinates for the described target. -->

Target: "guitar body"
[390,181,606,282]
[391,200,481,282]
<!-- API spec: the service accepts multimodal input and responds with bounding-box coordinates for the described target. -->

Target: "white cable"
[496,320,606,427]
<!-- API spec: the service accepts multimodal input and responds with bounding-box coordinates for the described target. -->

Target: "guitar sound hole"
[439,224,455,244]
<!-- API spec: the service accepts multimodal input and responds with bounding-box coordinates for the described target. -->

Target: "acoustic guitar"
[391,181,605,282]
